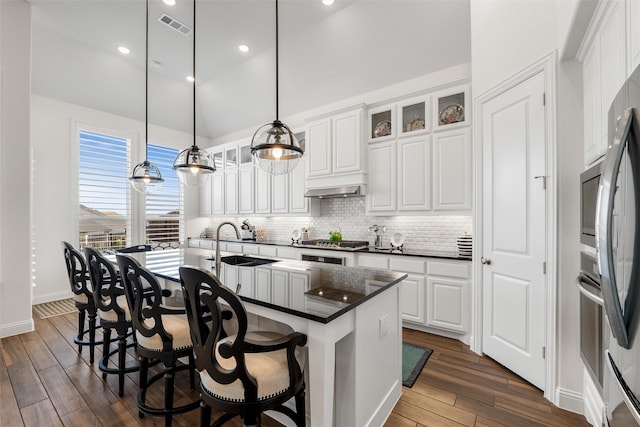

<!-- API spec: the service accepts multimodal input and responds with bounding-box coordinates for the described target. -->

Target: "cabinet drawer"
[358,254,389,270]
[277,247,299,260]
[200,240,214,250]
[242,244,260,255]
[428,260,470,279]
[390,258,426,274]
[259,246,278,257]
[188,239,201,248]
[226,243,243,254]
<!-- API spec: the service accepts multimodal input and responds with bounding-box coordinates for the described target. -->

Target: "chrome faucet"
[368,224,386,248]
[215,222,241,278]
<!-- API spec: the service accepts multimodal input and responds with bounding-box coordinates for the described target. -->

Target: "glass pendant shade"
[173,145,215,186]
[251,120,303,175]
[130,160,164,193]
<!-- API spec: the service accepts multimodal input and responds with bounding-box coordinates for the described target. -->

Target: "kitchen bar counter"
[190,237,469,260]
[122,248,406,426]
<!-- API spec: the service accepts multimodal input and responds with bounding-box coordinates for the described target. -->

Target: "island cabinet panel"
[255,268,271,302]
[289,272,310,311]
[238,267,254,298]
[271,270,289,307]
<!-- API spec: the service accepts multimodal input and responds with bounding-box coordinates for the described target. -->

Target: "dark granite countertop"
[135,249,407,324]
[190,237,470,261]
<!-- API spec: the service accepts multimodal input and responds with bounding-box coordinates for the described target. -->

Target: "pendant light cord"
[192,0,197,149]
[145,0,149,159]
[275,0,279,121]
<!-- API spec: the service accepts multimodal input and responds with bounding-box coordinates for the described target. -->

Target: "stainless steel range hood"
[304,186,363,199]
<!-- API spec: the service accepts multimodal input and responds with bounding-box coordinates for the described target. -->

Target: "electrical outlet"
[379,314,388,339]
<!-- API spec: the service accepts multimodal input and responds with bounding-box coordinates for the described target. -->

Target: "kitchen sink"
[219,255,277,267]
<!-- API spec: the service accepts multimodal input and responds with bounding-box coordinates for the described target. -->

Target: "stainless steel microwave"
[580,161,602,247]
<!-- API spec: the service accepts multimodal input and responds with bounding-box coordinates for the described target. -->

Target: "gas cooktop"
[298,239,369,251]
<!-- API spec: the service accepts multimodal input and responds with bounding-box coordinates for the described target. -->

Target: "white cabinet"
[306,106,367,190]
[271,270,289,307]
[400,275,425,324]
[583,42,602,165]
[255,167,271,214]
[238,166,254,214]
[199,178,212,216]
[580,0,627,165]
[333,109,363,174]
[368,141,397,212]
[211,173,225,215]
[398,136,431,211]
[238,266,254,298]
[307,118,332,177]
[255,268,271,301]
[271,174,289,214]
[433,128,472,211]
[629,0,640,73]
[224,169,238,215]
[425,259,471,333]
[289,161,309,214]
[289,272,310,311]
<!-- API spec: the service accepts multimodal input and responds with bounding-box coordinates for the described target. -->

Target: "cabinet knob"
[481,257,492,265]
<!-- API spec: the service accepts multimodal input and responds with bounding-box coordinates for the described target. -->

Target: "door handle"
[481,257,491,265]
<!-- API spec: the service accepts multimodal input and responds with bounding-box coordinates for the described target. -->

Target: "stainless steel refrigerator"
[597,63,640,426]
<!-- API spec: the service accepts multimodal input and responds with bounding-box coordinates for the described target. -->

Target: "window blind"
[78,129,130,251]
[146,144,183,249]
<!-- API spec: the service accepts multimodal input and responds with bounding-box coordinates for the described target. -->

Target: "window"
[145,144,182,249]
[78,129,130,251]
[77,128,183,253]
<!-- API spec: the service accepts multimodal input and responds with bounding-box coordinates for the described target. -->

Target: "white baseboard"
[366,379,402,427]
[0,318,34,338]
[555,385,586,415]
[32,290,73,305]
[403,322,472,346]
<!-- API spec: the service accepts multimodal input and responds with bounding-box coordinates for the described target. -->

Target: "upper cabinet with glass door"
[239,141,254,167]
[397,95,430,137]
[368,104,396,143]
[432,84,470,131]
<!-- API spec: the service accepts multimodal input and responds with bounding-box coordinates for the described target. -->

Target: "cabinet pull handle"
[481,257,491,265]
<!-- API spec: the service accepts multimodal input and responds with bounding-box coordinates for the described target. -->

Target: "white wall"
[1,0,33,338]
[30,94,205,304]
[470,0,586,413]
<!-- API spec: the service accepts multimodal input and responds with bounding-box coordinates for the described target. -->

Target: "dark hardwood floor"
[1,312,590,426]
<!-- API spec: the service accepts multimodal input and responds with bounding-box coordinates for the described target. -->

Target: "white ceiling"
[30,0,470,140]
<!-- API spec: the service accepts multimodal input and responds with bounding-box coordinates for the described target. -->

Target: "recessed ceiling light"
[149,60,162,68]
[322,0,334,5]
[117,46,130,55]
[186,76,195,82]
[238,44,250,53]
[162,0,176,5]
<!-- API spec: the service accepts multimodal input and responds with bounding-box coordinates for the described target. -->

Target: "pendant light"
[130,0,164,193]
[250,0,304,176]
[173,0,215,186]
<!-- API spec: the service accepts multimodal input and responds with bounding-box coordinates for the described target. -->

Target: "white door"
[481,71,546,389]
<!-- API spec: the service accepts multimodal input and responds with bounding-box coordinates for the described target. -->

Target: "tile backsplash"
[203,198,472,253]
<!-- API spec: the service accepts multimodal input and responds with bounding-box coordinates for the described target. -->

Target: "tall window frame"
[74,123,184,252]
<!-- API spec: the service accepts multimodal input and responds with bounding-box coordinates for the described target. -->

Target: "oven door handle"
[575,273,604,306]
[605,350,640,425]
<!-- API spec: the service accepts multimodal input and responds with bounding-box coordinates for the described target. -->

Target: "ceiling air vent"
[158,13,192,36]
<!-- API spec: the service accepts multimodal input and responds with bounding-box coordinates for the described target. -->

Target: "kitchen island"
[126,248,407,427]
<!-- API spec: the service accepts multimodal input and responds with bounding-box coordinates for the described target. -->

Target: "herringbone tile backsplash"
[206,198,471,252]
